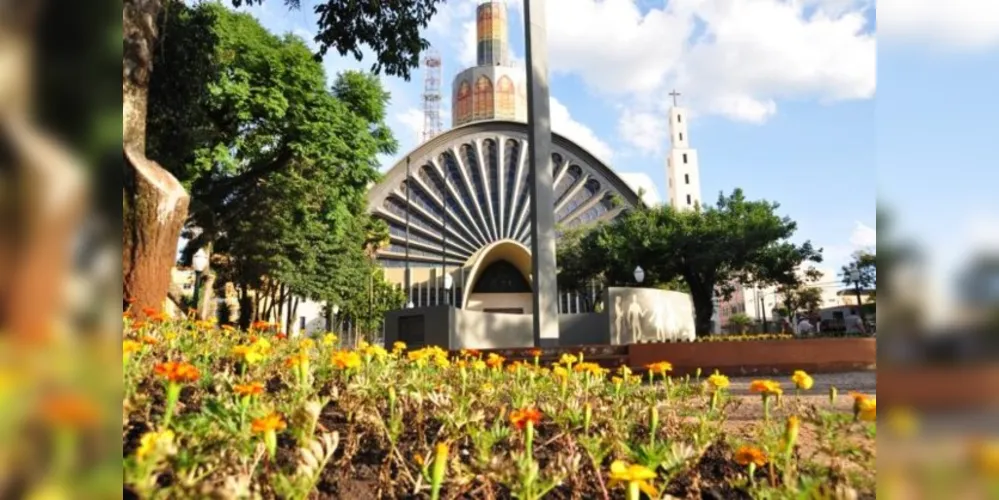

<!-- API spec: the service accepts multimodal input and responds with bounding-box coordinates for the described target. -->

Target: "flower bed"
[123,316,877,499]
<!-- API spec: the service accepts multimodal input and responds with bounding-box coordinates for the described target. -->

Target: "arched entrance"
[462,239,533,314]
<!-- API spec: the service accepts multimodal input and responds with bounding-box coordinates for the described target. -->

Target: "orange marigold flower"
[276,332,288,340]
[528,349,543,358]
[38,393,101,428]
[284,353,309,368]
[509,407,543,430]
[251,413,287,434]
[234,382,265,396]
[142,307,158,317]
[332,350,362,370]
[154,361,200,383]
[486,353,505,368]
[734,445,767,467]
[148,311,170,323]
[461,349,481,358]
[141,335,158,345]
[647,361,673,375]
[749,380,783,396]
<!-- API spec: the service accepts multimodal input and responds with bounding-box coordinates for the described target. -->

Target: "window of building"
[679,133,684,142]
[686,194,692,205]
[683,153,688,164]
[677,114,682,123]
[684,174,690,185]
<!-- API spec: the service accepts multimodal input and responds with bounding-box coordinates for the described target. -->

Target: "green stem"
[525,421,535,463]
[163,382,182,429]
[627,481,640,500]
[763,396,771,422]
[710,390,719,412]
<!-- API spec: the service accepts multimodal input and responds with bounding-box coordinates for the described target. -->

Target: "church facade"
[366,1,697,315]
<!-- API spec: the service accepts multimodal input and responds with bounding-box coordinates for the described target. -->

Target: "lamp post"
[444,273,454,306]
[634,266,645,286]
[192,248,209,317]
[850,268,866,325]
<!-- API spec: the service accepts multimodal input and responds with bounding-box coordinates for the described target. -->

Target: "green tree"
[841,250,876,300]
[123,0,442,315]
[144,4,404,330]
[727,313,753,335]
[776,284,824,320]
[560,189,822,336]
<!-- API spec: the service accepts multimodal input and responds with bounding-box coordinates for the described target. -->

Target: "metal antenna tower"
[421,49,443,143]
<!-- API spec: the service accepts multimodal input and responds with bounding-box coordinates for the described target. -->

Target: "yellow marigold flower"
[392,341,407,352]
[608,460,658,497]
[234,382,265,396]
[707,373,730,391]
[472,359,487,371]
[858,397,876,422]
[552,365,569,379]
[628,375,642,385]
[617,365,632,377]
[791,370,814,391]
[364,344,389,360]
[251,413,287,434]
[232,345,266,365]
[559,353,578,366]
[749,380,783,396]
[433,355,451,369]
[886,407,918,437]
[971,440,999,479]
[612,376,624,387]
[357,340,370,350]
[299,338,315,351]
[322,333,338,346]
[332,350,362,370]
[574,362,606,376]
[123,340,141,354]
[481,382,494,393]
[734,446,767,467]
[136,429,176,460]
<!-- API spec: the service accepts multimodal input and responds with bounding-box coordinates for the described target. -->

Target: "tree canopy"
[557,189,823,335]
[146,2,402,325]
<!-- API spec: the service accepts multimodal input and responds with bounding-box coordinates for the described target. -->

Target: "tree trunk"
[123,0,190,317]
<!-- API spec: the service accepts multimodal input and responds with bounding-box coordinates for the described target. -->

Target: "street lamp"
[849,268,866,324]
[444,273,454,305]
[634,266,645,286]
[192,248,209,315]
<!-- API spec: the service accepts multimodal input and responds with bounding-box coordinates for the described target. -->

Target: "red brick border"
[627,338,877,377]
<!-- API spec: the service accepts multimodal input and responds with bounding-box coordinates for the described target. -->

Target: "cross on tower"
[669,89,681,107]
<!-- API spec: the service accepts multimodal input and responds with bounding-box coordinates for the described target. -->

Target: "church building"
[366,1,702,315]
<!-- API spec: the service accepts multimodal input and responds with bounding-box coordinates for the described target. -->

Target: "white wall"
[465,292,533,314]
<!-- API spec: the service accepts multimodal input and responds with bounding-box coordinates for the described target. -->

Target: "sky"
[239,0,999,307]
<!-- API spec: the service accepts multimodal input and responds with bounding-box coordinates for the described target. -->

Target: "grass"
[122,315,877,499]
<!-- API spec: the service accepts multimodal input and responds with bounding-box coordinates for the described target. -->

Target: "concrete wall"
[607,287,695,343]
[465,292,533,313]
[454,309,534,349]
[558,313,610,346]
[383,306,453,349]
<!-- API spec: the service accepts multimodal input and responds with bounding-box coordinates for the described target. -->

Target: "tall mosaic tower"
[452,1,528,127]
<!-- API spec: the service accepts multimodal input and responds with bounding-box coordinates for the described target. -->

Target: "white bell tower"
[665,90,702,211]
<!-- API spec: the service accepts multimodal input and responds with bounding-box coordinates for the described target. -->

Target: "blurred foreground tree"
[123,0,442,317]
[558,190,822,335]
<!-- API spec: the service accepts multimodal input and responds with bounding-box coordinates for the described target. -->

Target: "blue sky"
[239,0,999,305]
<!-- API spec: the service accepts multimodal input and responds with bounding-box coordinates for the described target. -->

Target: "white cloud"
[849,221,877,249]
[617,172,662,206]
[617,108,669,155]
[534,0,875,149]
[394,107,425,151]
[879,0,999,51]
[549,97,614,163]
